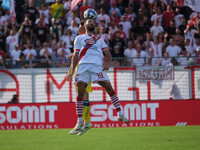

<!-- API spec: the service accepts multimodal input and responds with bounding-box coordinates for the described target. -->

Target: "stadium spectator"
[110,11,121,26]
[108,19,118,39]
[96,8,110,29]
[112,24,126,43]
[6,24,24,57]
[147,48,160,66]
[145,33,163,58]
[158,52,171,66]
[135,9,145,24]
[35,39,43,59]
[134,19,147,36]
[150,19,164,38]
[22,17,33,42]
[99,27,110,45]
[68,20,79,40]
[124,41,136,65]
[132,51,145,67]
[173,28,185,48]
[8,94,18,104]
[124,41,136,58]
[50,0,64,20]
[110,1,121,17]
[50,18,62,41]
[192,37,200,55]
[179,16,187,36]
[57,42,71,57]
[110,45,121,67]
[110,31,125,56]
[166,38,181,57]
[56,49,70,67]
[118,15,132,40]
[61,29,74,52]
[163,5,175,28]
[185,38,193,56]
[184,26,196,42]
[132,43,148,58]
[97,0,110,15]
[66,11,80,27]
[40,42,52,59]
[25,0,39,27]
[174,8,184,28]
[166,19,176,37]
[35,12,49,27]
[151,8,163,26]
[23,42,37,61]
[34,20,48,44]
[39,4,50,21]
[170,57,179,66]
[11,44,22,66]
[178,48,188,66]
[39,42,52,68]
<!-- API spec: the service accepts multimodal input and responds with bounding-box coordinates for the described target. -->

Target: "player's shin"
[108,91,123,116]
[83,100,91,124]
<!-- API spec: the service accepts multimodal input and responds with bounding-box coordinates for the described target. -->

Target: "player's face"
[85,19,96,32]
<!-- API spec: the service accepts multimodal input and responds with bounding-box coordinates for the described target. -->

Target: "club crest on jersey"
[85,38,96,44]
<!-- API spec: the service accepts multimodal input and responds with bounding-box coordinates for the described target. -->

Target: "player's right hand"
[66,73,73,81]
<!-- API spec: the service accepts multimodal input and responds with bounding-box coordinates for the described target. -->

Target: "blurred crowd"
[0,0,200,69]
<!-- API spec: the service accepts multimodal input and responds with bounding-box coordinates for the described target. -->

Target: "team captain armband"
[102,47,109,51]
[74,49,80,52]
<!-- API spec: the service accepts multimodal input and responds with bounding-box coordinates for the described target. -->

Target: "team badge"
[85,38,96,44]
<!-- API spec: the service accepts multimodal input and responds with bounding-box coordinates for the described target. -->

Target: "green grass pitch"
[0,126,200,150]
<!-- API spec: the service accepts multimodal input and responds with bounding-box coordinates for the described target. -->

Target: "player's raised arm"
[103,49,112,71]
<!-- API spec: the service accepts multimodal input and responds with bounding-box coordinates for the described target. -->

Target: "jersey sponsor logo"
[85,38,96,44]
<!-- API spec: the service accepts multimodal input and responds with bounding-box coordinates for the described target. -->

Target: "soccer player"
[67,17,130,135]
[67,20,93,136]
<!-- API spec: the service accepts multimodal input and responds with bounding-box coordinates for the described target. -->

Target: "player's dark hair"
[80,20,85,26]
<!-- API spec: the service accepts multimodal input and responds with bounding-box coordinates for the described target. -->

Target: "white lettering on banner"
[90,104,108,121]
[22,106,39,123]
[91,103,159,122]
[93,122,160,128]
[7,106,21,123]
[0,105,58,124]
[0,124,59,130]
[0,107,6,124]
[137,66,173,81]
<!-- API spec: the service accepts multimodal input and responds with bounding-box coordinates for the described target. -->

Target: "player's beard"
[87,25,95,32]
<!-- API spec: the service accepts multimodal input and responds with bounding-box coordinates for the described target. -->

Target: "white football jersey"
[74,34,108,66]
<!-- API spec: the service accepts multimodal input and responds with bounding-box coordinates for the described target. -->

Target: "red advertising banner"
[0,100,200,130]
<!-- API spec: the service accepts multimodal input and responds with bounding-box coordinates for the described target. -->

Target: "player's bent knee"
[98,81,114,93]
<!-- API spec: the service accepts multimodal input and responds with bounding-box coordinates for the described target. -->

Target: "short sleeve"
[100,38,109,51]
[74,36,81,53]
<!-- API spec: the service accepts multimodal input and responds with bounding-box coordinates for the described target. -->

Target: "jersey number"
[97,72,103,78]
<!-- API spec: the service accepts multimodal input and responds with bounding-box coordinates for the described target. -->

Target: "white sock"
[117,111,123,117]
[77,117,83,123]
